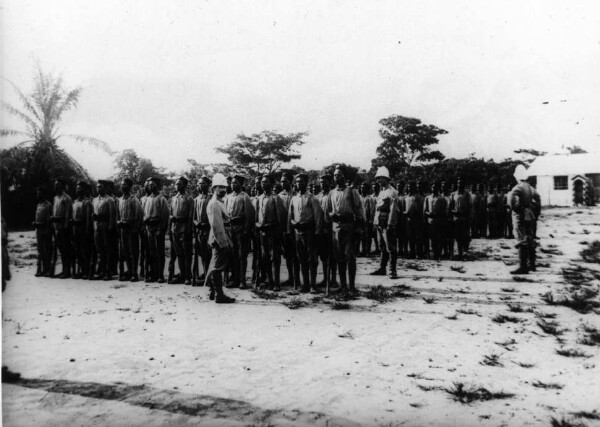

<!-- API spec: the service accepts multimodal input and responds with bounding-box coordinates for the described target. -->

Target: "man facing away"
[117,177,144,282]
[224,174,254,289]
[325,167,365,296]
[288,173,324,293]
[205,173,236,303]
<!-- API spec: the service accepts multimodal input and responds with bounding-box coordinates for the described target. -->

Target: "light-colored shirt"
[374,186,398,227]
[143,193,169,231]
[207,194,232,248]
[193,193,211,229]
[403,194,423,220]
[118,194,143,231]
[255,193,286,230]
[288,192,324,234]
[35,201,52,231]
[225,191,254,232]
[92,195,117,231]
[423,194,448,224]
[72,198,92,232]
[52,193,72,229]
[325,186,365,230]
[170,193,194,233]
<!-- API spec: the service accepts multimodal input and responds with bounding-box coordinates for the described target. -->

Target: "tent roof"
[527,152,600,177]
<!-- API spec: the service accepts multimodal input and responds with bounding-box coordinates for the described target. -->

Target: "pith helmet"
[375,166,390,180]
[212,173,228,189]
[513,165,528,181]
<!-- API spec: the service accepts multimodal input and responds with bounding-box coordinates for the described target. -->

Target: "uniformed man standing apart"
[33,186,53,277]
[192,176,212,286]
[424,182,448,261]
[278,172,298,288]
[92,180,117,280]
[508,165,539,274]
[50,179,73,278]
[117,178,144,282]
[205,173,236,303]
[325,167,365,295]
[72,181,93,279]
[370,166,399,278]
[168,176,194,285]
[225,174,254,289]
[144,177,169,283]
[255,175,287,291]
[449,179,471,260]
[288,173,324,293]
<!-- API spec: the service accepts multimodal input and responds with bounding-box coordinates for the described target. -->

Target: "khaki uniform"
[118,194,143,278]
[193,193,212,280]
[34,201,53,276]
[170,193,194,281]
[143,193,169,281]
[72,197,93,277]
[52,193,73,275]
[225,191,254,285]
[374,186,399,270]
[424,194,448,260]
[92,195,117,277]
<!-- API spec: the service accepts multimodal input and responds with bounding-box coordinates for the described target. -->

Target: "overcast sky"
[2,0,600,179]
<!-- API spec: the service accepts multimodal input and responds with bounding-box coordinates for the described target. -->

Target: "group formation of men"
[32,164,540,303]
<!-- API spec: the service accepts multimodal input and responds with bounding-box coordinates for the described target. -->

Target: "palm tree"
[1,64,113,226]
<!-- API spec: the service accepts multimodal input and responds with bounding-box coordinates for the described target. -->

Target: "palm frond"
[0,129,30,138]
[5,79,42,123]
[54,87,81,118]
[63,134,115,155]
[1,102,40,133]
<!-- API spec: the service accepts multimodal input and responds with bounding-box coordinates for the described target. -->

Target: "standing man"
[143,177,169,283]
[370,167,399,278]
[92,180,117,280]
[403,181,423,259]
[33,187,53,277]
[225,174,254,289]
[278,171,298,288]
[71,181,93,279]
[251,175,264,287]
[316,174,334,290]
[486,185,499,238]
[50,178,73,278]
[359,182,375,256]
[424,182,448,261]
[117,178,144,282]
[205,173,236,303]
[449,179,471,260]
[288,173,324,293]
[169,177,194,285]
[193,175,212,286]
[325,167,365,296]
[471,184,486,239]
[139,178,152,280]
[370,182,382,255]
[255,175,286,291]
[508,166,539,274]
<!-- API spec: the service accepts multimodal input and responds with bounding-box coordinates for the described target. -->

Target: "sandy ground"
[2,207,600,427]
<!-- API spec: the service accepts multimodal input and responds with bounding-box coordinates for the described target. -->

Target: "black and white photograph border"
[1,1,600,426]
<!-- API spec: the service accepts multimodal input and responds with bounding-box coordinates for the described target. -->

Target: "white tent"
[526,152,600,206]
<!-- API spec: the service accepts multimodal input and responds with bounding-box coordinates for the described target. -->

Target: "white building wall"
[537,175,573,206]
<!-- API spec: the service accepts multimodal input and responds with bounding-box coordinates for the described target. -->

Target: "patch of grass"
[338,330,354,339]
[507,303,524,312]
[450,265,465,273]
[332,301,350,310]
[513,276,534,282]
[540,247,564,256]
[562,288,600,314]
[492,314,522,324]
[550,416,588,427]
[537,320,565,336]
[531,380,563,390]
[422,297,436,304]
[456,308,480,316]
[282,297,307,310]
[535,311,557,319]
[405,262,427,271]
[562,264,600,285]
[578,325,600,346]
[480,353,503,367]
[363,285,411,303]
[495,338,516,351]
[445,313,458,320]
[444,382,515,404]
[580,240,600,263]
[501,287,517,293]
[252,289,283,300]
[555,348,591,358]
[112,283,127,289]
[571,410,600,421]
[514,361,535,368]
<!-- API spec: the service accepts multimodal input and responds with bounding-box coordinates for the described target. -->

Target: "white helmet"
[375,166,390,180]
[513,165,529,181]
[211,173,228,189]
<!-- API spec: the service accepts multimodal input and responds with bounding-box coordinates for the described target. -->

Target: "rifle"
[118,229,125,279]
[50,226,58,277]
[192,227,200,286]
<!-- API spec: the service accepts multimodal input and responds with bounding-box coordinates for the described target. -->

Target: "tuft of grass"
[422,297,436,304]
[507,303,524,313]
[282,297,307,310]
[555,348,591,358]
[541,292,558,305]
[513,276,534,282]
[578,325,600,346]
[562,288,600,314]
[363,285,392,303]
[535,311,558,319]
[514,361,535,368]
[550,416,588,427]
[538,320,565,336]
[495,338,516,351]
[580,240,600,263]
[531,380,563,390]
[456,308,480,316]
[571,410,600,421]
[444,382,515,404]
[405,262,427,271]
[445,313,458,320]
[450,265,465,273]
[492,314,522,324]
[338,330,354,339]
[480,353,503,367]
[501,287,517,293]
[332,301,351,310]
[252,288,283,300]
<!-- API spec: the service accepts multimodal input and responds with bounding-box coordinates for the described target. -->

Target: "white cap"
[513,165,529,181]
[374,166,390,180]
[211,173,228,189]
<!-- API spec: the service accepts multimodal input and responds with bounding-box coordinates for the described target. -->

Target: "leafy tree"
[513,148,547,165]
[1,65,112,226]
[113,149,166,186]
[371,115,447,178]
[321,162,361,184]
[216,130,308,176]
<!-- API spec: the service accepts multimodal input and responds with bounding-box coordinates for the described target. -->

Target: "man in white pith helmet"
[205,173,236,303]
[371,166,399,279]
[508,165,539,275]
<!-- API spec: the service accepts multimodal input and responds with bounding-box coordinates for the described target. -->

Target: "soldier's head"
[372,182,380,195]
[408,181,417,195]
[54,178,65,194]
[232,175,244,193]
[121,178,133,195]
[308,182,315,194]
[430,182,437,194]
[36,186,47,202]
[198,176,211,194]
[144,178,152,195]
[261,175,274,194]
[76,181,87,198]
[313,182,321,194]
[360,182,369,195]
[175,176,188,193]
[296,173,309,193]
[440,181,447,195]
[254,175,263,192]
[149,177,160,194]
[280,172,293,192]
[320,174,332,192]
[97,180,108,196]
[333,167,345,187]
[457,181,465,193]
